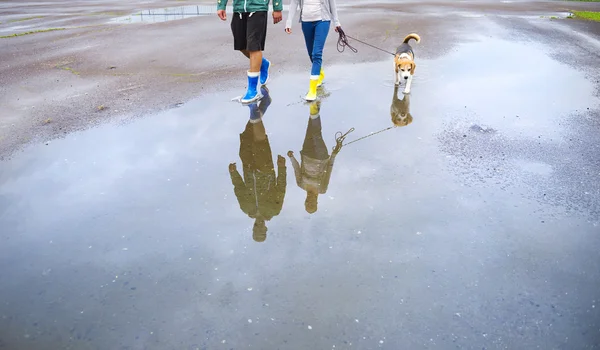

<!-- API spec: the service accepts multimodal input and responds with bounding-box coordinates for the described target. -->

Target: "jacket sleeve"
[217,0,227,11]
[290,155,302,188]
[285,0,299,29]
[328,0,340,27]
[230,170,253,216]
[273,165,287,214]
[273,0,283,12]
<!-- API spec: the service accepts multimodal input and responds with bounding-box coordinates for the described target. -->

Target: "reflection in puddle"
[390,85,413,127]
[110,6,215,23]
[110,5,289,23]
[229,87,286,242]
[1,34,598,349]
[229,89,358,239]
[287,98,350,215]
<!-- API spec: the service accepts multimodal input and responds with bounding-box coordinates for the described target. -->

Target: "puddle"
[0,35,599,350]
[109,5,215,23]
[110,5,289,23]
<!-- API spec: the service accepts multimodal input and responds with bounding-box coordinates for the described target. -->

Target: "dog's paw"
[394,81,400,86]
[403,90,410,94]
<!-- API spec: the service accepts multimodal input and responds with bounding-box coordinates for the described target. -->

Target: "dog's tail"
[403,33,421,44]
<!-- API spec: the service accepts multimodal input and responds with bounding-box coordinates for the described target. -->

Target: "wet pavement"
[2,26,600,348]
[2,1,600,349]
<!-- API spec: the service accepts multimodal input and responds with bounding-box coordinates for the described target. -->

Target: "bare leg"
[241,50,250,58]
[249,50,262,73]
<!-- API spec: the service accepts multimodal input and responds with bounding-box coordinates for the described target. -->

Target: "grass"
[86,11,129,16]
[571,11,600,21]
[0,27,66,38]
[58,66,80,75]
[8,16,45,23]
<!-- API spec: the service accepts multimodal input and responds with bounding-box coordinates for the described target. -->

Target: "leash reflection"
[228,87,287,242]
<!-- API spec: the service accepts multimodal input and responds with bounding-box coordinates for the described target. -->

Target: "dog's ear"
[411,62,416,75]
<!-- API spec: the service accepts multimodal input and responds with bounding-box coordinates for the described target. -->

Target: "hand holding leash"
[336,27,358,53]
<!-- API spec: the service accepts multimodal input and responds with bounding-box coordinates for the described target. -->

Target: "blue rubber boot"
[241,72,262,104]
[260,58,270,86]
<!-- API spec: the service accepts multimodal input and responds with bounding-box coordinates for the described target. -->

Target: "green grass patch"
[58,66,80,75]
[572,10,600,21]
[0,27,66,38]
[8,15,45,23]
[86,11,129,16]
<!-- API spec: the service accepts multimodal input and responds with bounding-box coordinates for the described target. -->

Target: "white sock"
[248,71,260,77]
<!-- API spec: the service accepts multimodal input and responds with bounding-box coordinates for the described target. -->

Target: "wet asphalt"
[1,3,600,350]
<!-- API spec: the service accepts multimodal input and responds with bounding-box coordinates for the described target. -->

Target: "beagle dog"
[390,85,413,127]
[394,33,421,94]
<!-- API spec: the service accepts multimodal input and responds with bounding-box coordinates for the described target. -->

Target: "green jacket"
[217,0,282,13]
[230,166,287,221]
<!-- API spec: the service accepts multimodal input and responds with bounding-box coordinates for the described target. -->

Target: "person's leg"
[303,21,329,101]
[246,12,270,85]
[242,12,269,102]
[232,13,258,103]
[310,20,331,77]
[249,51,263,72]
[301,21,319,101]
[256,11,271,86]
[313,21,330,87]
[301,21,316,63]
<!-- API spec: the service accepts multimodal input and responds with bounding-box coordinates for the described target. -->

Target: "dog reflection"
[288,100,342,214]
[390,85,413,127]
[229,87,287,242]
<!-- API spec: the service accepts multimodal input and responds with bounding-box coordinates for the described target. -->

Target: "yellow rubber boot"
[317,69,325,87]
[305,77,319,101]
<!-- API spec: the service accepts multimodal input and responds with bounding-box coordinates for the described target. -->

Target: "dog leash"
[337,28,395,56]
[341,126,394,147]
[336,28,358,53]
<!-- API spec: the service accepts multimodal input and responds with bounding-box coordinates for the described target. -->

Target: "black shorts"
[239,121,274,172]
[231,11,268,51]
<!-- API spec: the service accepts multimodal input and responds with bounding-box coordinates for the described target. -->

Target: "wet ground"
[1,0,600,349]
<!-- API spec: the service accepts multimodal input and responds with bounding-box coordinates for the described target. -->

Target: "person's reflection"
[229,87,287,242]
[287,100,342,214]
[390,85,413,127]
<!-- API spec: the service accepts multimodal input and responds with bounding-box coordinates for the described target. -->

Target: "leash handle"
[337,27,358,54]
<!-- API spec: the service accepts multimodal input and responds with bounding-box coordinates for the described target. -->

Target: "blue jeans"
[301,20,331,76]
